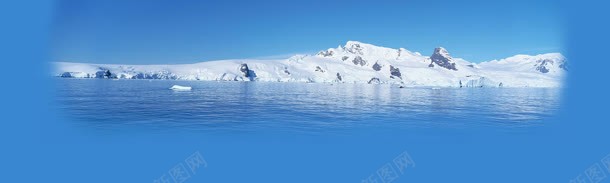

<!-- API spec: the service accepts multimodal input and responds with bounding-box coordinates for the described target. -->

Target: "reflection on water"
[55,79,561,132]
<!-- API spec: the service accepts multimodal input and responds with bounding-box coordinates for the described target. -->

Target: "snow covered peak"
[434,47,450,57]
[342,41,366,55]
[478,53,568,74]
[53,41,567,88]
[344,40,366,48]
[314,41,426,65]
[340,41,398,56]
[288,54,307,62]
[503,53,564,62]
[429,47,458,71]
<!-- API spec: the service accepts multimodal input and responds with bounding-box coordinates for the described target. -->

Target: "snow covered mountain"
[53,41,567,87]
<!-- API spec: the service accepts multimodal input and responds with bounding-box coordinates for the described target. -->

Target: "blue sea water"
[44,79,576,182]
[56,79,561,132]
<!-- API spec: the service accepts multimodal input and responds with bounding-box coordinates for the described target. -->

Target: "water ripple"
[55,79,562,133]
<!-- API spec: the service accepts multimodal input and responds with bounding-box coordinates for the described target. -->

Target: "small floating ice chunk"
[431,87,441,90]
[170,85,192,90]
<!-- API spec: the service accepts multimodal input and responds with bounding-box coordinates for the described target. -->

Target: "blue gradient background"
[51,0,562,64]
[2,0,610,182]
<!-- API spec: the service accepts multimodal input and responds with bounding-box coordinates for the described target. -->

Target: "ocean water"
[55,79,561,133]
[45,79,582,183]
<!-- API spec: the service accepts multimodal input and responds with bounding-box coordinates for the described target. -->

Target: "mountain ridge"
[53,41,567,88]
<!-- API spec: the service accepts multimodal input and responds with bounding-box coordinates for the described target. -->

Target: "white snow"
[53,41,567,88]
[170,85,192,91]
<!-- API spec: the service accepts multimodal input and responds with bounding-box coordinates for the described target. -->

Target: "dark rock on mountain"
[372,62,382,71]
[240,63,256,81]
[352,56,367,66]
[95,70,114,79]
[240,64,250,76]
[429,47,457,71]
[336,73,343,81]
[318,50,334,57]
[536,65,549,73]
[284,67,291,75]
[534,58,569,73]
[342,56,350,61]
[368,77,381,84]
[315,66,325,73]
[535,59,553,73]
[390,65,401,79]
[104,70,112,78]
[535,59,556,73]
[344,42,364,55]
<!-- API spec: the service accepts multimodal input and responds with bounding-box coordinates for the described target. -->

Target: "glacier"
[53,41,567,88]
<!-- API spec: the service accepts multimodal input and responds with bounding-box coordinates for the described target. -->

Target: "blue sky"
[51,0,564,64]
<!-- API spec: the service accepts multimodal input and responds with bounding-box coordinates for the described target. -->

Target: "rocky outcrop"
[283,67,291,75]
[342,56,350,61]
[239,63,256,81]
[535,59,553,73]
[352,56,367,66]
[368,77,381,84]
[429,47,457,71]
[95,70,113,79]
[315,66,325,73]
[344,42,364,55]
[372,62,382,71]
[390,65,401,79]
[530,57,569,73]
[535,59,569,73]
[336,73,343,81]
[317,50,334,57]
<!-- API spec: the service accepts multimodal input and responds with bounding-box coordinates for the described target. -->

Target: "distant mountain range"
[54,41,567,87]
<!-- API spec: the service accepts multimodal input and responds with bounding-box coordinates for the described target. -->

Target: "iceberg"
[170,85,192,91]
